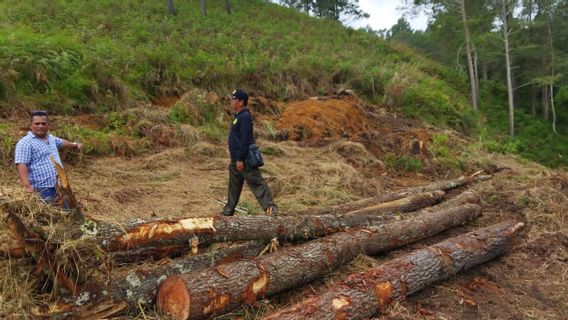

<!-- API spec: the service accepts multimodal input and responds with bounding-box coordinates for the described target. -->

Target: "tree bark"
[201,0,206,16]
[91,191,445,253]
[263,220,523,320]
[542,85,550,120]
[65,241,266,318]
[167,0,177,15]
[548,23,557,134]
[293,174,489,216]
[156,204,482,320]
[460,0,478,111]
[531,84,537,116]
[502,0,515,137]
[109,244,198,264]
[224,0,231,14]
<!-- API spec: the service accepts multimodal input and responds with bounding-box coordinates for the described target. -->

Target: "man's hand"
[63,140,83,151]
[236,161,245,172]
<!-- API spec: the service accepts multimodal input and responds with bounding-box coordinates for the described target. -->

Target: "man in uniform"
[222,89,278,216]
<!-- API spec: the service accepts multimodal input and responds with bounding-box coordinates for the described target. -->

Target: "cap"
[231,89,249,105]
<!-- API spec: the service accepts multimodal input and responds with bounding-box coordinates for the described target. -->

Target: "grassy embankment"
[0,0,565,168]
[0,0,475,161]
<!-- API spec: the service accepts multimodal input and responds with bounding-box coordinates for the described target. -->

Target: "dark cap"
[231,89,249,105]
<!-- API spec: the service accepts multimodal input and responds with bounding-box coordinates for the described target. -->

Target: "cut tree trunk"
[47,242,266,319]
[156,203,482,320]
[92,191,445,253]
[109,244,196,264]
[263,220,523,320]
[293,175,490,216]
[425,190,479,210]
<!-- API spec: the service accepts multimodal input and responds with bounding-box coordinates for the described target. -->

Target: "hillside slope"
[1,95,567,319]
[0,0,473,130]
[0,0,566,318]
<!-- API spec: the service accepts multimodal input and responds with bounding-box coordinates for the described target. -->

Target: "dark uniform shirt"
[228,108,255,162]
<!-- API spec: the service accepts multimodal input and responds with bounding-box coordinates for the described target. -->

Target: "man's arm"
[236,114,253,172]
[16,164,33,193]
[61,140,83,151]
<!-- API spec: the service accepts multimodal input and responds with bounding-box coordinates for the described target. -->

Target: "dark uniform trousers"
[222,163,275,215]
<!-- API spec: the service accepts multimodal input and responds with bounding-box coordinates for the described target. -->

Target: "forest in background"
[372,0,568,166]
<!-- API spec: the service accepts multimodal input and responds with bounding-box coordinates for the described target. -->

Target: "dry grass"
[0,258,38,318]
[0,104,567,319]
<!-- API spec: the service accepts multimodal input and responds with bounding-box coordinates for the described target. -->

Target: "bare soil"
[1,95,566,319]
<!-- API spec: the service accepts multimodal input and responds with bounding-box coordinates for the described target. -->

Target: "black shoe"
[222,211,234,216]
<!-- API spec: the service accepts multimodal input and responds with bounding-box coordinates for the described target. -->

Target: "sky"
[347,0,429,31]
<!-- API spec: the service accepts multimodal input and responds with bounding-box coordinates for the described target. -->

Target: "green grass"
[0,0,472,132]
[385,153,423,172]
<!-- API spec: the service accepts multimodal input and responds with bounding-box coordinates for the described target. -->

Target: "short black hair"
[30,110,48,121]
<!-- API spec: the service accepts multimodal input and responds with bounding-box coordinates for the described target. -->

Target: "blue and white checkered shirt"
[14,132,63,189]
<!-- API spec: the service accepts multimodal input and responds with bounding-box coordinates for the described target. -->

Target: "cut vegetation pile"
[1,173,525,319]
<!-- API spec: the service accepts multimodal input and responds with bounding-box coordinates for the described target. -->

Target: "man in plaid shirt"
[14,110,82,203]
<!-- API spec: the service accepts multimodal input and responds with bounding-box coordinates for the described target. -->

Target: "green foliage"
[430,133,450,157]
[262,120,280,140]
[0,0,472,132]
[199,123,227,143]
[429,133,465,172]
[54,124,113,155]
[385,154,423,172]
[479,95,568,168]
[261,146,285,157]
[401,76,478,133]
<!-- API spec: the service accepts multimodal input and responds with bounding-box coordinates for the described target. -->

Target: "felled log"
[109,244,196,264]
[292,174,490,216]
[68,241,266,316]
[406,174,491,194]
[263,220,523,320]
[156,203,481,320]
[5,212,77,294]
[423,190,479,211]
[92,191,445,253]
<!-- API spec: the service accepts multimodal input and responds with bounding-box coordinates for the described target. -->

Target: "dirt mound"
[276,96,433,162]
[277,97,371,141]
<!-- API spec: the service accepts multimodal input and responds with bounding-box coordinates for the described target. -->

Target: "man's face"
[231,97,244,113]
[30,115,49,138]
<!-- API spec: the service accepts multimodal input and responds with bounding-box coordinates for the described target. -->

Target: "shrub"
[385,154,423,172]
